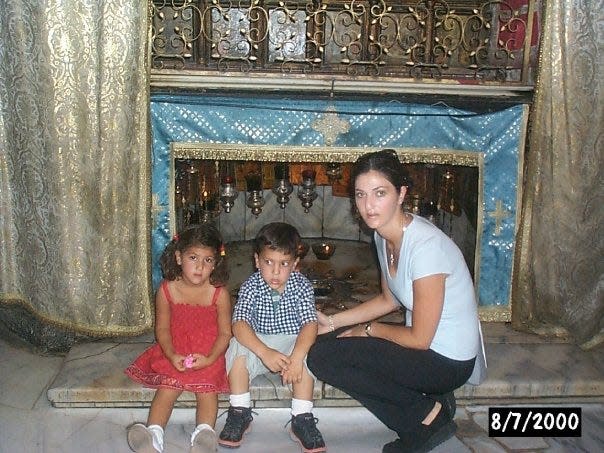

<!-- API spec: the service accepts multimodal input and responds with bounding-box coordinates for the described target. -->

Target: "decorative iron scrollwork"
[150,0,538,84]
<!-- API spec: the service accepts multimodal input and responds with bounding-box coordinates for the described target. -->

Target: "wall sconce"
[200,190,220,224]
[437,169,460,215]
[325,163,342,183]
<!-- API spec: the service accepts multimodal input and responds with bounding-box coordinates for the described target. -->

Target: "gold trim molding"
[172,143,481,166]
[479,306,512,322]
[0,294,152,336]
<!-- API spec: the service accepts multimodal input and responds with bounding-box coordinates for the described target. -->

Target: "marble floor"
[1,324,603,453]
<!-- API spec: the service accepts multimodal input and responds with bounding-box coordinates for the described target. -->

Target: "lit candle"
[312,241,335,260]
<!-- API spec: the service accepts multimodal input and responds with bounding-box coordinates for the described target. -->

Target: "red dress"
[125,281,230,393]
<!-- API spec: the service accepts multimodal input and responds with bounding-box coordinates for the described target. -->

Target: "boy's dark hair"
[351,149,412,193]
[254,222,301,257]
[160,223,229,285]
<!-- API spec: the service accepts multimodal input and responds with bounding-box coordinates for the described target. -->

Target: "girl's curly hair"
[160,223,229,286]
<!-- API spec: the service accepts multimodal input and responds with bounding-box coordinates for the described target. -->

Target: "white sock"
[190,423,215,444]
[229,392,251,408]
[291,398,313,416]
[147,424,164,452]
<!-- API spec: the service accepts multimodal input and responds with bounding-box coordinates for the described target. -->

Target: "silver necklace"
[388,214,410,266]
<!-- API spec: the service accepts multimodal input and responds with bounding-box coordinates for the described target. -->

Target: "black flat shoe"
[382,438,404,453]
[440,392,457,418]
[427,391,456,419]
[382,421,457,453]
[417,420,457,452]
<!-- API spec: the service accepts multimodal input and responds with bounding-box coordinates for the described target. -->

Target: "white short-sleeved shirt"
[375,214,480,361]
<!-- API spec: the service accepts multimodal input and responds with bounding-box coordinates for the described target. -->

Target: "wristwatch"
[364,322,373,337]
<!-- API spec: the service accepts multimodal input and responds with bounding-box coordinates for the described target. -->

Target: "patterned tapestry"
[512,0,603,347]
[0,0,152,350]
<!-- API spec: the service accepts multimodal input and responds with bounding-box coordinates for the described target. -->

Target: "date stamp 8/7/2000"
[488,407,582,437]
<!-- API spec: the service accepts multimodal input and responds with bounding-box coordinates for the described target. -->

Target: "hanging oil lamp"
[272,163,293,209]
[297,169,318,213]
[219,175,239,213]
[245,172,265,217]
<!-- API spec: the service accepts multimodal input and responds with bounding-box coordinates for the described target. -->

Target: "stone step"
[47,324,604,408]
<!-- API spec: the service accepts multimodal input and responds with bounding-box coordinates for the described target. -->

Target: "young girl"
[125,223,232,453]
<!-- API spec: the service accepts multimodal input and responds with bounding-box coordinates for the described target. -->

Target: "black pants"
[307,329,475,437]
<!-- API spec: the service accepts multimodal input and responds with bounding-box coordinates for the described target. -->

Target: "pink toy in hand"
[184,354,194,369]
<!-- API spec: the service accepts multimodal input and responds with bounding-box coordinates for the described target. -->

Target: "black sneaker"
[289,413,326,453]
[218,406,253,448]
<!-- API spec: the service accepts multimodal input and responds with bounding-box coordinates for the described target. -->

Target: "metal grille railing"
[150,0,540,85]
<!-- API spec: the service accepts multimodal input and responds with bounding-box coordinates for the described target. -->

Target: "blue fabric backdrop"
[150,94,525,308]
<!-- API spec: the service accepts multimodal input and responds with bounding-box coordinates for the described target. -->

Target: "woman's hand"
[337,324,368,338]
[316,311,333,334]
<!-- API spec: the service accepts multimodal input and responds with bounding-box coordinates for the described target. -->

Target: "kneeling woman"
[307,149,485,453]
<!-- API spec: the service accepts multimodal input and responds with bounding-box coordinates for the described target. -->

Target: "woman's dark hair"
[350,149,412,226]
[254,222,301,257]
[351,149,412,192]
[160,223,229,285]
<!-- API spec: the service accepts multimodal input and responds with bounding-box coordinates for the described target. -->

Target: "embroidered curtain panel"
[512,0,603,348]
[0,0,152,349]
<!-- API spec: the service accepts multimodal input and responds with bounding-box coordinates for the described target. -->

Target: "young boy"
[218,222,326,453]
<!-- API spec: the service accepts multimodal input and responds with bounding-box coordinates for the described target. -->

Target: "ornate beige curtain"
[0,1,152,348]
[513,0,603,348]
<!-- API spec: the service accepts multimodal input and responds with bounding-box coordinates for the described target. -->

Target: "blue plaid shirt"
[233,271,317,334]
